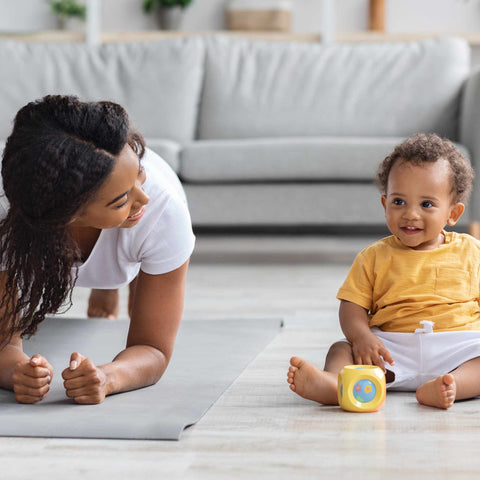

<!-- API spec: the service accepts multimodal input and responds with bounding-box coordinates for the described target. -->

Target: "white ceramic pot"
[157,7,183,30]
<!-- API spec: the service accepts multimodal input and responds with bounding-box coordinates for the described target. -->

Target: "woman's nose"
[134,185,150,207]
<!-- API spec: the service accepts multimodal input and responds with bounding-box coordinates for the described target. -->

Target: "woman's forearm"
[99,344,168,396]
[0,343,29,390]
[84,263,189,401]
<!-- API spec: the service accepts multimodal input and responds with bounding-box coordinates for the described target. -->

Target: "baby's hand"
[62,352,108,404]
[351,334,394,371]
[12,354,53,404]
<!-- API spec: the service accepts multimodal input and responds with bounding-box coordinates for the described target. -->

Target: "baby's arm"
[339,300,394,370]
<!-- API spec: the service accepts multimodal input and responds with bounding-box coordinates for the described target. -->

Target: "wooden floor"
[3,234,480,479]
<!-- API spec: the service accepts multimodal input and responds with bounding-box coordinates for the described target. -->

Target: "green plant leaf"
[142,0,193,10]
[47,0,86,19]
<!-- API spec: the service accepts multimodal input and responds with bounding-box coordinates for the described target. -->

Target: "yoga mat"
[0,317,282,440]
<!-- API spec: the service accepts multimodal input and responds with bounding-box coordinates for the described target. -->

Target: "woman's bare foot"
[87,289,120,319]
[415,374,456,409]
[287,356,339,405]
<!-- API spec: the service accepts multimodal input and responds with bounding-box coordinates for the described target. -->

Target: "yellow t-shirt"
[337,232,480,332]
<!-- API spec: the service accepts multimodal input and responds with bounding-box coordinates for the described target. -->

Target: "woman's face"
[71,144,149,229]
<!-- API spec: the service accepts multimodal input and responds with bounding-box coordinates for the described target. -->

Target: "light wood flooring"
[3,234,480,480]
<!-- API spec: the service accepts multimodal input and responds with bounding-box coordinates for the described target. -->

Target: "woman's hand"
[351,333,395,371]
[12,354,53,404]
[62,352,109,404]
[87,289,120,319]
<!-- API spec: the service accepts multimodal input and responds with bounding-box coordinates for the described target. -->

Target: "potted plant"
[143,0,193,30]
[47,0,86,30]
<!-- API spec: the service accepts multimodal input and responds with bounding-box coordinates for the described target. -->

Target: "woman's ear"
[447,202,465,226]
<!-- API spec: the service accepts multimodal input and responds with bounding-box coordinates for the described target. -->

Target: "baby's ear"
[447,202,465,226]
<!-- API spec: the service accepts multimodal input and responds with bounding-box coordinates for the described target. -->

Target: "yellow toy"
[337,365,386,412]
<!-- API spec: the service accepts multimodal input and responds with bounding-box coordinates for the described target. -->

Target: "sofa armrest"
[460,68,480,224]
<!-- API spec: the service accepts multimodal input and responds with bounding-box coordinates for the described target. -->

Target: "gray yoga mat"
[0,317,282,440]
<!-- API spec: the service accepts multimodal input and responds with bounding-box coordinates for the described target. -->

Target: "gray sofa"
[0,36,476,230]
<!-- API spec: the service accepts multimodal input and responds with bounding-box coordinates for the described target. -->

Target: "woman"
[0,95,195,404]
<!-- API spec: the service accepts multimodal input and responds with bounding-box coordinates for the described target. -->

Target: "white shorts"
[340,321,480,391]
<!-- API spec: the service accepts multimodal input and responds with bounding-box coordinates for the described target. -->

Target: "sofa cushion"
[180,137,406,182]
[184,183,386,226]
[198,36,469,141]
[0,38,205,143]
[184,182,471,227]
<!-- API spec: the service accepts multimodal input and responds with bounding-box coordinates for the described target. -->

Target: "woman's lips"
[127,205,146,222]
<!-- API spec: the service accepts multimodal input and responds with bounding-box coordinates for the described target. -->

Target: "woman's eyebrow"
[105,156,142,207]
[106,190,130,207]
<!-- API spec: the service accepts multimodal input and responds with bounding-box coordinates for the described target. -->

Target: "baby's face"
[381,158,464,250]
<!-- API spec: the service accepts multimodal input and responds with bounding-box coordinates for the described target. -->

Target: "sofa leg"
[469,222,480,239]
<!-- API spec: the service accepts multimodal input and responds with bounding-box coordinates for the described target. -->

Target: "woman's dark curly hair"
[0,95,145,344]
[375,133,474,204]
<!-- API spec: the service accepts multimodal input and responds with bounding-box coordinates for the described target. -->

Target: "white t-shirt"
[0,148,196,289]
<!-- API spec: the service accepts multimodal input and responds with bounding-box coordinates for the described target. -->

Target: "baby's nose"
[403,207,421,219]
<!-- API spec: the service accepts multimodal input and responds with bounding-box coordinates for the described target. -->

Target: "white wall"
[1,0,480,34]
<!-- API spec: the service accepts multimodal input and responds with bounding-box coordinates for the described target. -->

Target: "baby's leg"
[416,356,480,409]
[287,342,354,405]
[451,356,480,400]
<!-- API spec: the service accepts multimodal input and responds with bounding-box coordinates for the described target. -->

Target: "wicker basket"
[226,0,292,32]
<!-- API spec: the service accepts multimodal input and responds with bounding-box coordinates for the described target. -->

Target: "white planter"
[56,16,85,31]
[157,7,184,30]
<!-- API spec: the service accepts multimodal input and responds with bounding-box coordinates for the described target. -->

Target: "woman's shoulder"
[137,147,191,235]
[0,193,8,219]
[141,148,186,204]
[118,149,194,264]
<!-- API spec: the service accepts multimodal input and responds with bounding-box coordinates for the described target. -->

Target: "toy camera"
[337,365,386,412]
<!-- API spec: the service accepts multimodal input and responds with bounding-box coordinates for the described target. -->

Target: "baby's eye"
[393,198,405,206]
[422,201,433,208]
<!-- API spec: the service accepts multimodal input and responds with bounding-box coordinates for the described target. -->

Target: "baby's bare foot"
[287,356,338,405]
[87,289,120,319]
[415,374,456,409]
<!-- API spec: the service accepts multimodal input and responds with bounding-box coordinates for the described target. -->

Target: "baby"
[288,133,480,409]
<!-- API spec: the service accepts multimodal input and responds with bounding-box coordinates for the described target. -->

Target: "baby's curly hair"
[375,133,474,204]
